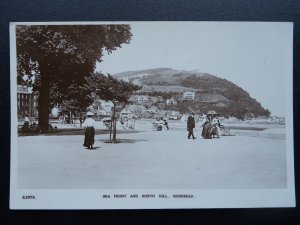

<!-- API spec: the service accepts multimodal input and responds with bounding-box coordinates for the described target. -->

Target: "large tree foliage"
[86,72,140,143]
[16,25,132,132]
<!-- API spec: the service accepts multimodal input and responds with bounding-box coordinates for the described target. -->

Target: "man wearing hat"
[187,111,196,139]
[83,111,96,149]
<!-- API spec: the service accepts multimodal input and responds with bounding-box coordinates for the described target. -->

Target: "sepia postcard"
[10,21,295,209]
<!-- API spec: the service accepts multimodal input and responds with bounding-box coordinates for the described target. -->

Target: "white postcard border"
[9,21,295,209]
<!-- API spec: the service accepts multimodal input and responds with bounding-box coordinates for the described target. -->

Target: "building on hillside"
[129,95,149,104]
[150,96,160,103]
[146,106,159,115]
[95,100,113,117]
[17,85,37,118]
[168,110,181,120]
[166,97,178,105]
[98,110,111,117]
[182,91,195,100]
[132,79,142,86]
[157,96,163,101]
[99,100,114,108]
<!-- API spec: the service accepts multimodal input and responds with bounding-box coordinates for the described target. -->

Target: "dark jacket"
[187,115,195,130]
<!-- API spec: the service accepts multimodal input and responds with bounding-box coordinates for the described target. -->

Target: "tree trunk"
[38,64,50,133]
[38,82,50,133]
[109,120,113,142]
[113,116,117,143]
[109,104,115,142]
[80,111,82,128]
[112,103,117,143]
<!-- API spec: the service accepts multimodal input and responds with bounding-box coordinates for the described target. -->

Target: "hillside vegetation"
[114,68,270,118]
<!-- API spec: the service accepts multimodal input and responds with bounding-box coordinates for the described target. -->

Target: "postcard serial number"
[22,195,36,199]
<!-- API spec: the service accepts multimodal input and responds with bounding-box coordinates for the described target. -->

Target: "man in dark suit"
[187,111,196,139]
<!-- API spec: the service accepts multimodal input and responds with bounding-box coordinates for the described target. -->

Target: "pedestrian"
[83,111,96,150]
[79,115,83,128]
[187,111,196,139]
[66,115,70,124]
[212,116,221,138]
[23,114,30,127]
[129,118,135,130]
[162,118,169,130]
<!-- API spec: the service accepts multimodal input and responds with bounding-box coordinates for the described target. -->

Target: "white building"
[98,110,111,117]
[95,100,113,117]
[150,96,159,103]
[166,97,178,105]
[130,95,149,104]
[182,91,195,100]
[146,106,159,114]
[168,111,181,120]
[17,85,37,117]
[99,100,114,108]
[132,79,142,86]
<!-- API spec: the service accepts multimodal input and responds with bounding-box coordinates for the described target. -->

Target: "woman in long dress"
[201,115,215,139]
[83,112,96,149]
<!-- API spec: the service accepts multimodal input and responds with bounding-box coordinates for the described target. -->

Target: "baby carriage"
[211,118,232,136]
[219,125,232,136]
[152,121,162,131]
[152,118,168,131]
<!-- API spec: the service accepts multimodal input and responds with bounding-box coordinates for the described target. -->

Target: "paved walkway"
[17,129,287,189]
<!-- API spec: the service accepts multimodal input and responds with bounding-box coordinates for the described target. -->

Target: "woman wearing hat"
[83,112,96,149]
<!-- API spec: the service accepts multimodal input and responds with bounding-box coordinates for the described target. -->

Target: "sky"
[96,22,293,117]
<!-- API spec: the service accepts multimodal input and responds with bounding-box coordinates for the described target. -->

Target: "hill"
[114,68,270,118]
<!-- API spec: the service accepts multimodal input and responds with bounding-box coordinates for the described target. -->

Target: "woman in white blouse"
[83,112,96,149]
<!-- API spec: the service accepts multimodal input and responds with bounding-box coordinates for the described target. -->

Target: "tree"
[86,73,140,143]
[16,25,132,132]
